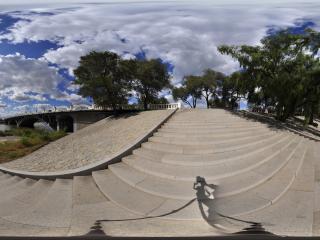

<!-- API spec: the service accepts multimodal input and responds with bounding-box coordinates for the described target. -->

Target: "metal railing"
[4,103,182,119]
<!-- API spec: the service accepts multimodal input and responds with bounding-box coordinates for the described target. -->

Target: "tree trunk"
[309,111,314,125]
[184,100,193,108]
[144,100,148,111]
[205,96,210,109]
[111,102,117,112]
[192,97,197,108]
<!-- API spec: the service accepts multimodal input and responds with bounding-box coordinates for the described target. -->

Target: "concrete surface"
[0,109,318,237]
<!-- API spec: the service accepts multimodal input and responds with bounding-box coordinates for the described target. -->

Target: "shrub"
[48,131,67,141]
[1,128,67,163]
[20,137,33,147]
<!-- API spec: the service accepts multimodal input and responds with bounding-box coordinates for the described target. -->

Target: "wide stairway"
[0,109,318,237]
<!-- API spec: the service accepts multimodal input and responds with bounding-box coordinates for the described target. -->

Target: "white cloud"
[0,54,86,106]
[8,92,46,102]
[53,90,87,104]
[1,0,320,116]
[0,54,62,99]
[3,1,318,85]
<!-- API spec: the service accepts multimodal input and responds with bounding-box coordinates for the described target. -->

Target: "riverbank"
[0,136,20,142]
[0,128,66,164]
[0,124,11,132]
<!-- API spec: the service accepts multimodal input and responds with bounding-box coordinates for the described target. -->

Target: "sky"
[0,0,320,117]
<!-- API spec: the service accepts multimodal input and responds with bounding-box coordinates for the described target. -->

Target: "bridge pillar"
[56,119,60,131]
[73,116,78,132]
[56,115,74,133]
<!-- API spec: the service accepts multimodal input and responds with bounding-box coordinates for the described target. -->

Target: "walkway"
[1,110,173,172]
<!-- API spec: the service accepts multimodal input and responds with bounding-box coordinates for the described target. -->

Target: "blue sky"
[0,0,320,117]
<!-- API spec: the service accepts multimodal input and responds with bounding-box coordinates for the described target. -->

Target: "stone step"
[0,179,51,217]
[99,217,222,237]
[167,121,248,126]
[93,170,211,221]
[110,138,303,201]
[0,172,13,180]
[133,133,288,166]
[98,137,299,220]
[214,138,304,197]
[70,175,140,235]
[142,132,279,154]
[158,125,268,134]
[4,179,73,229]
[164,121,259,127]
[95,139,306,221]
[73,175,110,206]
[214,144,313,236]
[313,141,320,236]
[162,123,262,130]
[149,131,276,146]
[93,170,167,216]
[214,140,307,217]
[171,111,235,119]
[170,117,240,121]
[0,178,36,203]
[0,175,23,191]
[133,133,292,166]
[153,128,270,139]
[123,135,298,181]
[116,141,306,220]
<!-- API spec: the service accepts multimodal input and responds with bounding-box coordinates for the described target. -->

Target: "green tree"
[199,69,225,108]
[172,86,192,108]
[74,51,135,111]
[154,96,169,104]
[219,30,320,121]
[134,59,171,110]
[172,75,202,108]
[300,63,320,126]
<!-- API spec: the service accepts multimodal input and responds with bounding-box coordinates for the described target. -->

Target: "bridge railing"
[149,103,181,110]
[4,103,182,119]
[92,103,181,111]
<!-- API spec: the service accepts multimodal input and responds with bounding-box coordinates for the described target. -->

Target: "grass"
[0,128,67,164]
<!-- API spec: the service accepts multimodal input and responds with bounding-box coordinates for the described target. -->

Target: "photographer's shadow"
[194,176,273,235]
[193,176,218,225]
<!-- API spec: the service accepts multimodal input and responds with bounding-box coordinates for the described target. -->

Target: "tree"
[300,63,320,126]
[152,96,169,104]
[218,30,320,121]
[74,51,135,111]
[220,71,246,109]
[172,86,192,108]
[199,69,225,108]
[134,59,171,110]
[184,75,203,108]
[172,75,202,108]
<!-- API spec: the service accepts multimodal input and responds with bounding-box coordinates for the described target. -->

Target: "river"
[0,124,11,131]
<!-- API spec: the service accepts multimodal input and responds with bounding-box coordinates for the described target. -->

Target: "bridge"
[3,103,181,132]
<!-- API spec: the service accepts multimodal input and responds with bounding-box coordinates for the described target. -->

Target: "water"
[0,124,11,131]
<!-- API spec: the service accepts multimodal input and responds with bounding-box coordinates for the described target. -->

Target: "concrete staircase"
[0,109,317,237]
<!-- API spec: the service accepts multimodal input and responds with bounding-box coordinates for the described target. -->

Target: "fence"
[148,103,181,110]
[5,103,182,119]
[92,103,182,111]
